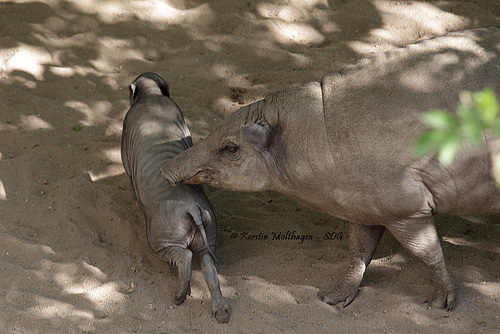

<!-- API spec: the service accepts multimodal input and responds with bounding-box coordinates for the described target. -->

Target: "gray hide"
[161,27,500,311]
[121,73,230,323]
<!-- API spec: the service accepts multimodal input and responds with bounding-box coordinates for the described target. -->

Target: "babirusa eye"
[226,143,239,153]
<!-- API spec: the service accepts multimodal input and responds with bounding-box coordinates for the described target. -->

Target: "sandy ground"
[1,0,500,333]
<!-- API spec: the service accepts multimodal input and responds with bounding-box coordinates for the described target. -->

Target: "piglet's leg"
[159,246,193,305]
[198,252,230,323]
[320,223,386,307]
[387,216,455,310]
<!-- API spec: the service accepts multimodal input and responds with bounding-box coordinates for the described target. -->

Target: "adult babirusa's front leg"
[319,223,386,307]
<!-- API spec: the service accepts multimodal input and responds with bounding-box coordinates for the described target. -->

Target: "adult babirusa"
[162,27,500,310]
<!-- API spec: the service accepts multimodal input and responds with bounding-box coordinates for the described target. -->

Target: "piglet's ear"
[241,121,272,152]
[158,80,170,97]
[129,83,138,106]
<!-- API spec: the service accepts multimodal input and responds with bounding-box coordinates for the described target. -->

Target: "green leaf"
[458,104,484,146]
[414,130,448,157]
[416,87,500,170]
[473,87,499,126]
[75,125,81,132]
[493,118,500,136]
[421,110,458,130]
[437,134,462,166]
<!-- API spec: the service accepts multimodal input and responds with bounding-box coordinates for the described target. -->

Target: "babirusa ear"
[241,121,272,151]
[129,83,137,106]
[159,80,170,97]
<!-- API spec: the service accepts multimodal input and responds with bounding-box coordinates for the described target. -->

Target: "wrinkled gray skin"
[121,73,230,323]
[161,27,500,311]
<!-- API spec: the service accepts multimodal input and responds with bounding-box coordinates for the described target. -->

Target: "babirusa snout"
[160,163,180,186]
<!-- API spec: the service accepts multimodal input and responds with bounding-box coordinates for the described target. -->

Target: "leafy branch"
[415,87,500,167]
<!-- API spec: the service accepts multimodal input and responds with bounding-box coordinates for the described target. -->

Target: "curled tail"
[187,205,218,264]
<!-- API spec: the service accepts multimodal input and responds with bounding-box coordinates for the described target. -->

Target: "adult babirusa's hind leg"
[320,223,386,307]
[197,251,231,323]
[158,246,194,305]
[387,216,455,310]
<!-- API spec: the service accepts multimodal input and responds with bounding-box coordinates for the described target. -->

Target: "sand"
[1,0,499,333]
